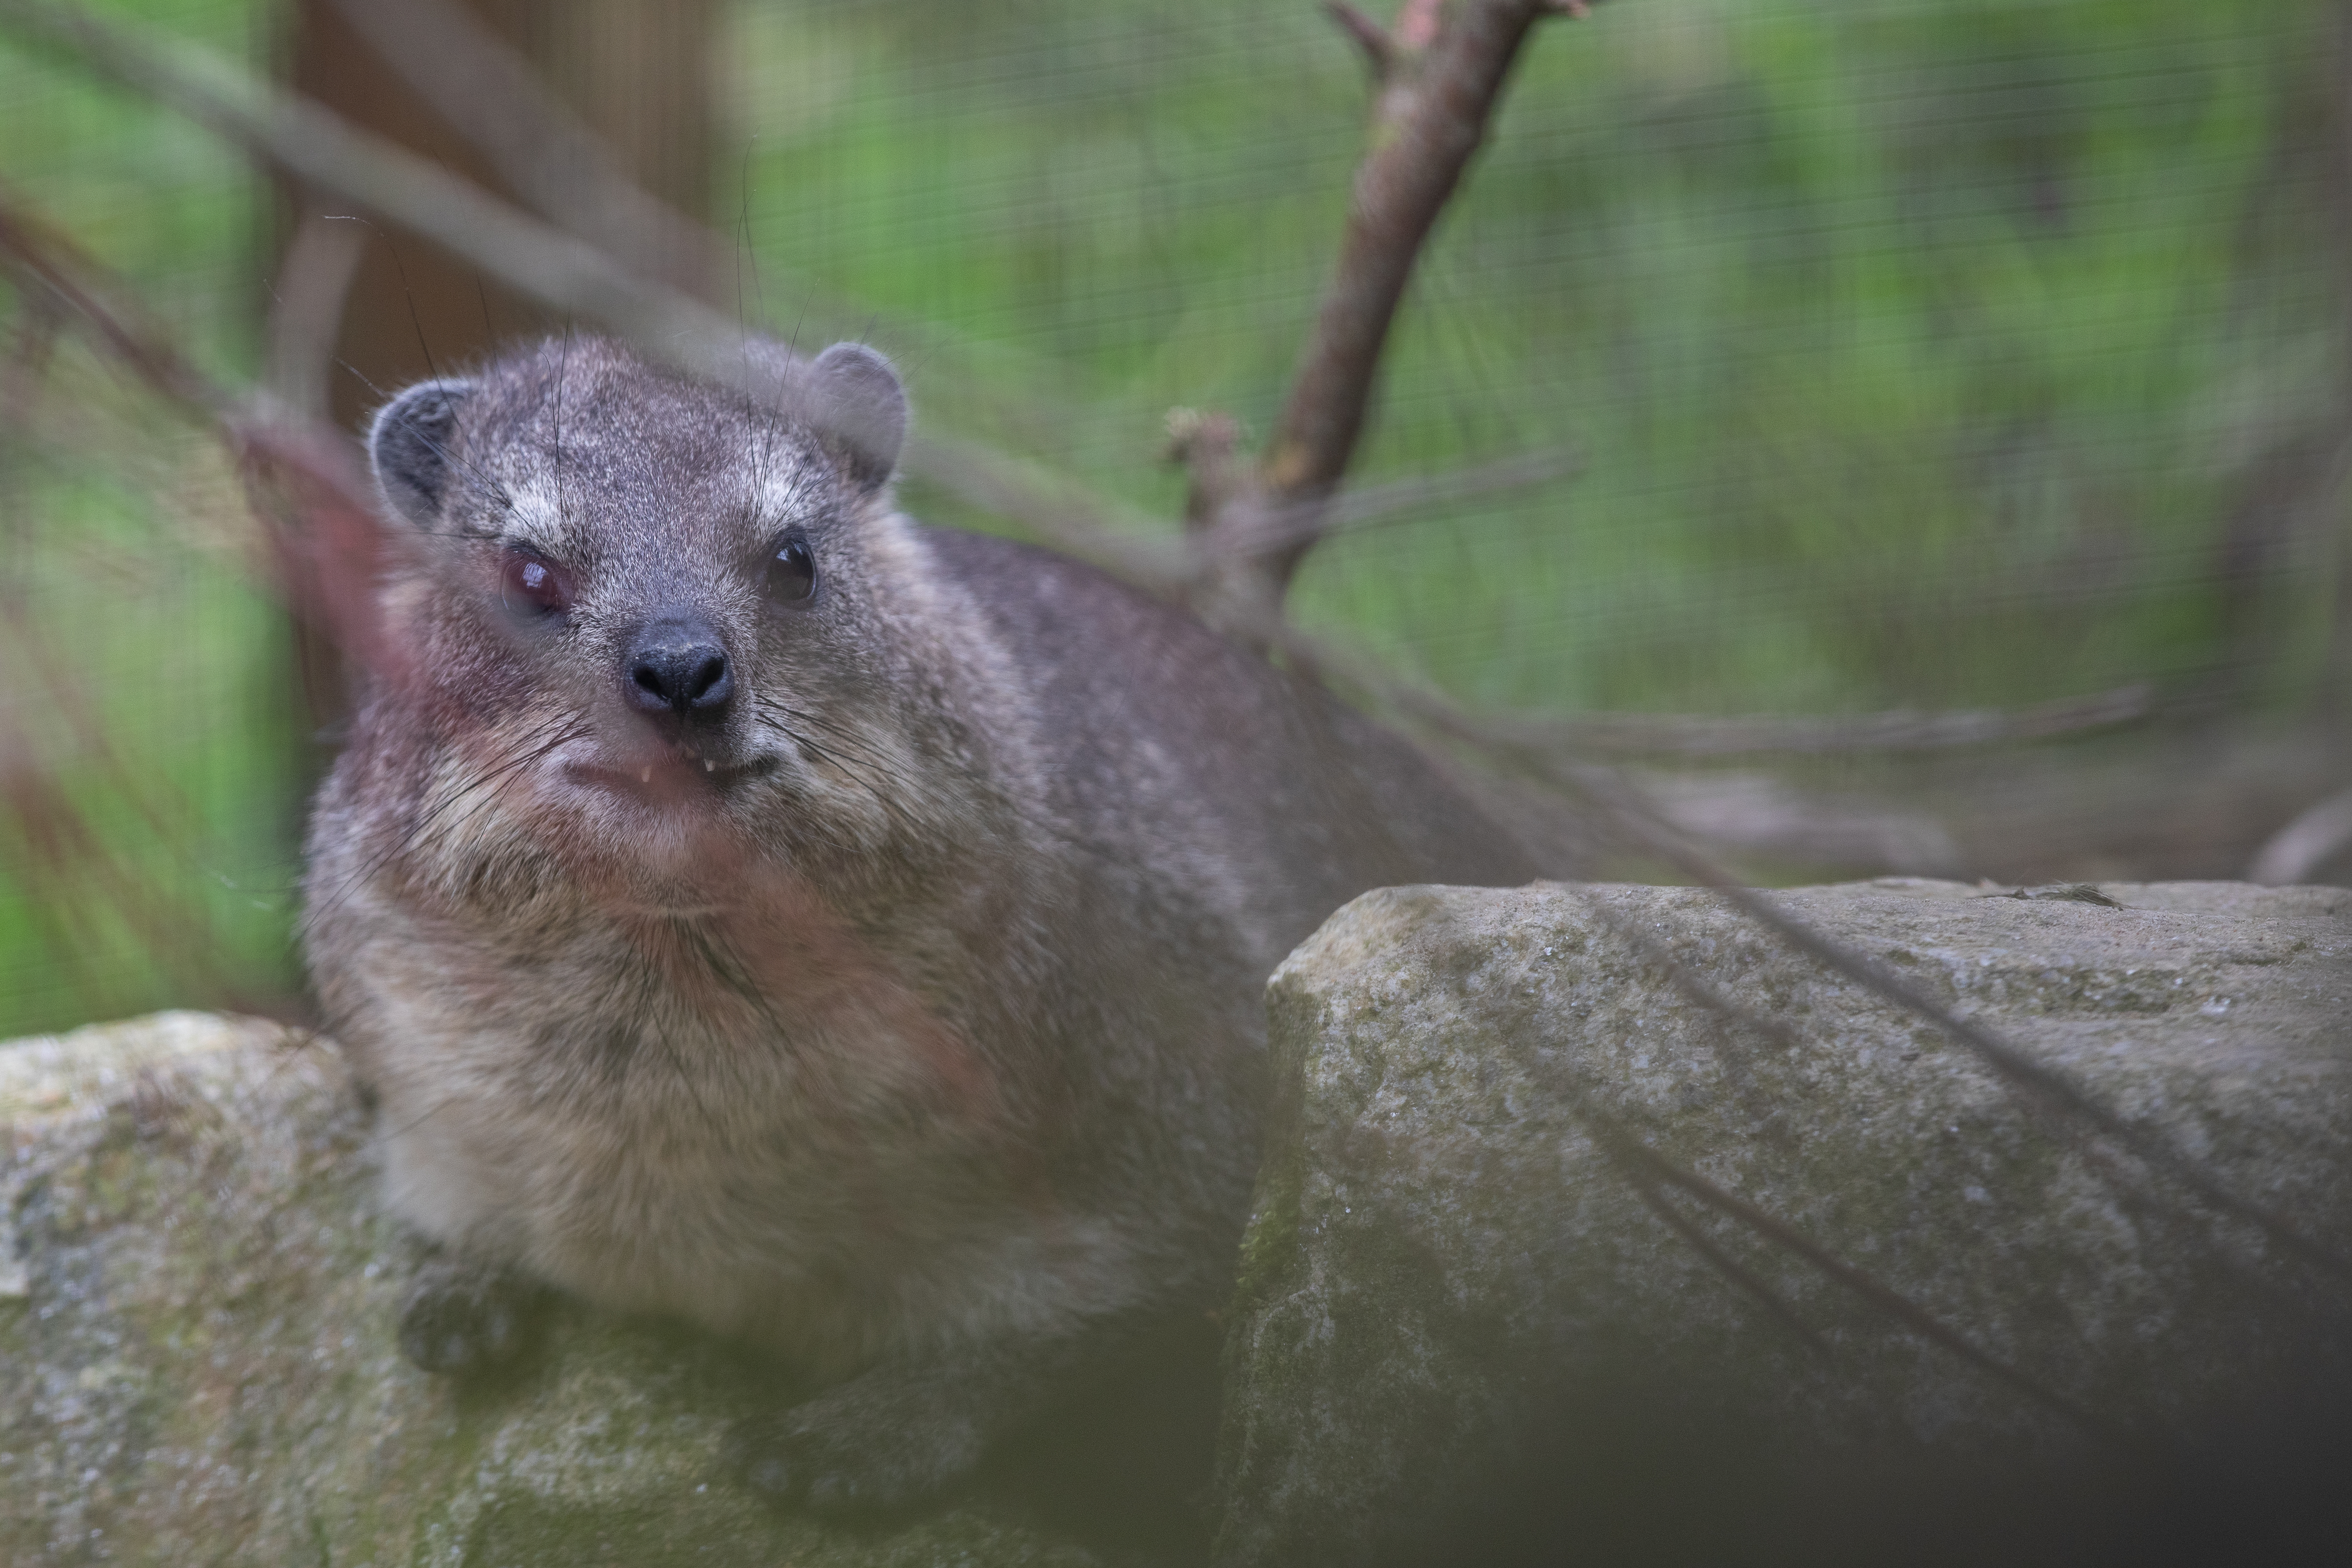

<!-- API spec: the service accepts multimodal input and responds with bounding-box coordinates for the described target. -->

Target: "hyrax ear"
[368,379,476,526]
[808,343,907,492]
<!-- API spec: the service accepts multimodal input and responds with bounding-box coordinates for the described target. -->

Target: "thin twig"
[1220,602,2352,1290]
[0,178,220,413]
[330,0,1115,457]
[906,426,1191,593]
[0,0,1175,589]
[1574,1098,2135,1448]
[0,283,60,443]
[1621,1173,1829,1357]
[1213,445,1583,559]
[0,181,397,672]
[1545,760,2352,1285]
[0,0,1176,583]
[1509,683,2156,759]
[3,0,1605,626]
[1164,406,1247,537]
[1640,771,1961,875]
[0,0,713,348]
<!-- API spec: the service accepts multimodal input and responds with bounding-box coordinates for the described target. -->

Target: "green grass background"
[1,0,2344,1034]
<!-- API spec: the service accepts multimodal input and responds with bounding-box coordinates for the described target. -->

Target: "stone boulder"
[13,881,2352,1567]
[0,1011,1165,1567]
[1214,880,2352,1568]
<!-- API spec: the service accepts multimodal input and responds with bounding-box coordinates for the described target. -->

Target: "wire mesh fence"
[1,0,2348,1037]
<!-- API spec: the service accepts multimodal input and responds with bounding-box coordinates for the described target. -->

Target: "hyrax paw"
[397,1256,547,1377]
[728,1382,985,1515]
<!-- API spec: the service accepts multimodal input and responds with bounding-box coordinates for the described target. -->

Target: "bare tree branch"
[0,0,1182,589]
[6,0,2195,844]
[1323,1,1396,75]
[0,279,59,448]
[6,0,1622,630]
[0,0,713,349]
[0,12,2189,832]
[1219,0,1600,608]
[1394,0,1447,51]
[1642,772,1962,875]
[0,181,225,417]
[906,426,1190,593]
[1515,683,2156,760]
[318,0,1116,451]
[2,177,414,686]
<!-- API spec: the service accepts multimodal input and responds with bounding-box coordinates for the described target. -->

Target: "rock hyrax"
[302,336,1535,1510]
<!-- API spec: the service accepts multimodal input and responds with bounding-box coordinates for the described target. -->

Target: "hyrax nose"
[624,616,734,723]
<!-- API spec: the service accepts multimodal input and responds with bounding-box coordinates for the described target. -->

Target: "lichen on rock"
[0,1012,1115,1567]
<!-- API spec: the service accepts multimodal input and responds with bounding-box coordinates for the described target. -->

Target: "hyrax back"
[302,336,1534,1509]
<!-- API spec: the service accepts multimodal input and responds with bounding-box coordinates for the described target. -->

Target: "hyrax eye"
[499,549,573,619]
[765,532,817,605]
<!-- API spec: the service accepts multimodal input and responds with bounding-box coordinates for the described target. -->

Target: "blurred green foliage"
[0,0,2345,1034]
[736,0,2344,712]
[1,0,289,1036]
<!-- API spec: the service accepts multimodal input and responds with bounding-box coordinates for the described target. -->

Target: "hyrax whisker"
[764,700,1135,873]
[305,717,590,930]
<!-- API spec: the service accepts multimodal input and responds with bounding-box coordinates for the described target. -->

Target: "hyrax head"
[360,337,923,858]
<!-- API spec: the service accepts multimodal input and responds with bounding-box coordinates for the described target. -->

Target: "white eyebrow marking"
[760,468,823,523]
[501,477,564,541]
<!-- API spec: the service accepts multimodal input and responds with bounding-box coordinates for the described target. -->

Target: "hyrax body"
[303,337,1534,1508]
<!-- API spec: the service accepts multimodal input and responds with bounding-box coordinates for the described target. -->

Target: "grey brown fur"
[302,336,1535,1509]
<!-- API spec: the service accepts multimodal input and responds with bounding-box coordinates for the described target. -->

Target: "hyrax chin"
[301,334,1535,1511]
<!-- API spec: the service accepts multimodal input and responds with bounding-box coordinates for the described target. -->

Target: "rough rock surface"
[1215,880,2352,1568]
[0,1012,1126,1567]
